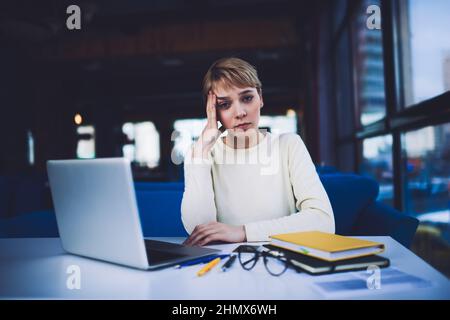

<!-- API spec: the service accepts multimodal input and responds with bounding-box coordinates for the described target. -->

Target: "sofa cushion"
[320,174,379,234]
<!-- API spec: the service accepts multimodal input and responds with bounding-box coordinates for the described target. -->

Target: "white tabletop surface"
[0,236,449,300]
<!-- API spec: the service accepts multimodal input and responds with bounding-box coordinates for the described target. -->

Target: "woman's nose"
[234,103,247,118]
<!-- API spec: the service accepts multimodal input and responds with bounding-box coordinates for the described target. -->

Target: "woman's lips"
[234,123,251,130]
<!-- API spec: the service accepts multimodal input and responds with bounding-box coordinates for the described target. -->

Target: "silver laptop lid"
[47,158,149,269]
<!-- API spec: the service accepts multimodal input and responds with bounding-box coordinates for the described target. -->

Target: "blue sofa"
[0,173,419,248]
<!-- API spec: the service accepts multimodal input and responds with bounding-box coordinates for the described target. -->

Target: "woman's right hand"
[192,91,225,159]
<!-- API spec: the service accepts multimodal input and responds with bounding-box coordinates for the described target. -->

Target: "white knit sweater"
[181,132,335,242]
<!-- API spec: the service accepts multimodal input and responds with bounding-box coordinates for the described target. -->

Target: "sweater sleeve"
[244,134,335,242]
[180,145,218,234]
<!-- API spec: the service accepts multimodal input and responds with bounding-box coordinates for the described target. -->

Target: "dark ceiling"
[0,0,321,119]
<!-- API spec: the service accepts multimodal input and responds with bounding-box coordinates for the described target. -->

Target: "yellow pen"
[197,257,221,277]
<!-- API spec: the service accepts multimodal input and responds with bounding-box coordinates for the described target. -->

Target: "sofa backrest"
[134,182,184,191]
[135,174,381,237]
[135,188,187,237]
[319,174,379,234]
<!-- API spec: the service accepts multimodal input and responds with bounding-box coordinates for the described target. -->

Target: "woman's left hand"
[183,222,246,246]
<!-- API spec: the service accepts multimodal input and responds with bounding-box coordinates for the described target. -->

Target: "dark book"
[263,244,390,276]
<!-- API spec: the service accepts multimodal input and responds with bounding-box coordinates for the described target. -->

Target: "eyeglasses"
[236,245,300,277]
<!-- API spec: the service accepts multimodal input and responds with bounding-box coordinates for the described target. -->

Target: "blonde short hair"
[202,57,262,100]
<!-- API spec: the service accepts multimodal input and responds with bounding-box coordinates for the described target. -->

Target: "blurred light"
[76,125,95,159]
[27,130,34,165]
[74,113,83,125]
[121,122,160,168]
[122,122,135,140]
[286,109,296,118]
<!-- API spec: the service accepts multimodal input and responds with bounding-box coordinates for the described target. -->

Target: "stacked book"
[265,231,389,275]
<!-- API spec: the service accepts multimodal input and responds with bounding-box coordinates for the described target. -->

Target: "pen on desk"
[174,254,229,269]
[197,257,221,277]
[221,254,237,272]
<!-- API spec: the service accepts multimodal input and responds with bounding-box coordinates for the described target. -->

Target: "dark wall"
[0,0,334,180]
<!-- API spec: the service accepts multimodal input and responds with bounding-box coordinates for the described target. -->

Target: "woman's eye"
[217,103,230,109]
[243,96,254,103]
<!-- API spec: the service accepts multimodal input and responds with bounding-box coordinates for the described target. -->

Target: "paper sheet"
[311,267,433,298]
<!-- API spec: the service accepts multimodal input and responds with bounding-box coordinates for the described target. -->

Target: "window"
[402,123,450,222]
[359,135,394,206]
[76,126,95,159]
[122,122,160,168]
[327,0,450,278]
[400,0,450,106]
[352,0,386,126]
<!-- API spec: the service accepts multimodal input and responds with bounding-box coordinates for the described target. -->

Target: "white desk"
[0,236,449,300]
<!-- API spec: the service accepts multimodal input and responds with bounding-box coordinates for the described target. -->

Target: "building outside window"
[400,0,450,106]
[360,135,394,207]
[352,0,386,126]
[402,123,450,223]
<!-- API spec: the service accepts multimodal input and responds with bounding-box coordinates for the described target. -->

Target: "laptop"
[47,158,220,270]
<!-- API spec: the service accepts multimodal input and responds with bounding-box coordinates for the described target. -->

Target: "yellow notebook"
[269,231,385,262]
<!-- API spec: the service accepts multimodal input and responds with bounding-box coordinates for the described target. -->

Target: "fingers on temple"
[206,92,217,128]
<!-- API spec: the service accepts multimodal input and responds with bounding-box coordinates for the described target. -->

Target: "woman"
[181,57,334,246]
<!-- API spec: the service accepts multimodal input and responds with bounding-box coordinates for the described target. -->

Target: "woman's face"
[213,83,263,136]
